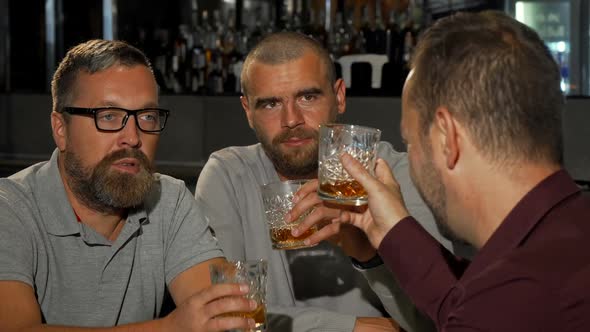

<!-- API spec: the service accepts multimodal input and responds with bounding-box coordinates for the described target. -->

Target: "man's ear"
[334,78,346,115]
[51,111,67,152]
[240,95,254,129]
[433,107,460,169]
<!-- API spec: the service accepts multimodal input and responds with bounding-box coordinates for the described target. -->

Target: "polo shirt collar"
[36,149,80,236]
[463,169,580,279]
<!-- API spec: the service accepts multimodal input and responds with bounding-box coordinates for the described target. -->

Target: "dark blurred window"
[8,0,102,92]
[61,0,102,58]
[9,0,45,92]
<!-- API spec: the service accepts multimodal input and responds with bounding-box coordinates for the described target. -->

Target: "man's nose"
[117,115,142,148]
[281,103,304,129]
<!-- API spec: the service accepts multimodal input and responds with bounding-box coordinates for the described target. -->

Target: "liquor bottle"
[223,9,242,95]
[373,0,387,54]
[248,6,266,51]
[186,0,203,94]
[235,25,249,59]
[359,4,373,53]
[314,8,328,47]
[205,10,227,95]
[303,3,314,35]
[211,9,225,53]
[172,24,191,93]
[152,28,172,93]
[291,0,305,34]
[190,34,206,94]
[400,0,423,66]
[223,9,238,56]
[346,8,362,54]
[201,10,215,53]
[265,3,277,36]
[207,53,224,95]
[385,9,402,65]
[402,28,414,68]
[329,11,351,57]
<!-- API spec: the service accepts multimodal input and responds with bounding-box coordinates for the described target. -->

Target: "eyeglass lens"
[95,109,166,131]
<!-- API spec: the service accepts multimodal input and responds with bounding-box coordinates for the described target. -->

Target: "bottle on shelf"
[347,8,367,54]
[400,10,417,71]
[140,0,429,96]
[329,10,352,57]
[152,28,172,93]
[291,0,305,34]
[171,24,193,94]
[223,9,242,94]
[360,3,377,53]
[248,6,267,51]
[373,0,387,54]
[212,9,225,53]
[314,8,328,47]
[207,53,224,95]
[386,9,402,65]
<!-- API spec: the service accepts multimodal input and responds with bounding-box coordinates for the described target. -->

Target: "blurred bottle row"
[131,0,426,96]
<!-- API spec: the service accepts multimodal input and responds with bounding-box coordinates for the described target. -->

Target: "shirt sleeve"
[0,190,36,286]
[379,217,461,324]
[362,143,444,331]
[194,156,246,260]
[162,180,224,285]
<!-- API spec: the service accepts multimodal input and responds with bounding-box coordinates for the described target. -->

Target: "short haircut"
[240,31,336,96]
[409,10,564,165]
[51,39,154,115]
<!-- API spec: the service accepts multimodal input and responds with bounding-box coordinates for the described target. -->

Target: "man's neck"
[455,162,561,248]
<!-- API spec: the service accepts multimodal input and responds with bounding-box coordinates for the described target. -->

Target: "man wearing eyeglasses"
[0,40,257,331]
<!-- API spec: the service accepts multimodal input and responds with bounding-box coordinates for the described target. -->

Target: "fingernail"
[240,284,249,293]
[304,239,310,245]
[292,228,300,237]
[249,300,258,310]
[248,318,256,328]
[284,213,292,222]
[292,194,300,203]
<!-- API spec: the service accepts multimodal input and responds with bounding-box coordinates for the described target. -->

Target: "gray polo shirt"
[0,149,223,326]
[196,143,448,332]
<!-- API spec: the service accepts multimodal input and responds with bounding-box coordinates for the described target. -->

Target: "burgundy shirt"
[379,170,590,331]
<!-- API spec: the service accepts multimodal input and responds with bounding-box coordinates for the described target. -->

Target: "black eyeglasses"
[61,107,170,133]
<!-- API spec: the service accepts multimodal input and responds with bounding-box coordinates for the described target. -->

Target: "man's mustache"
[99,149,153,173]
[273,127,317,145]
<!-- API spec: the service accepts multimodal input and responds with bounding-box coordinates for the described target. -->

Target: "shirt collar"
[464,169,580,278]
[36,149,81,236]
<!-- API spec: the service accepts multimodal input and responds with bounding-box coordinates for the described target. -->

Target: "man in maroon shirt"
[291,10,590,331]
